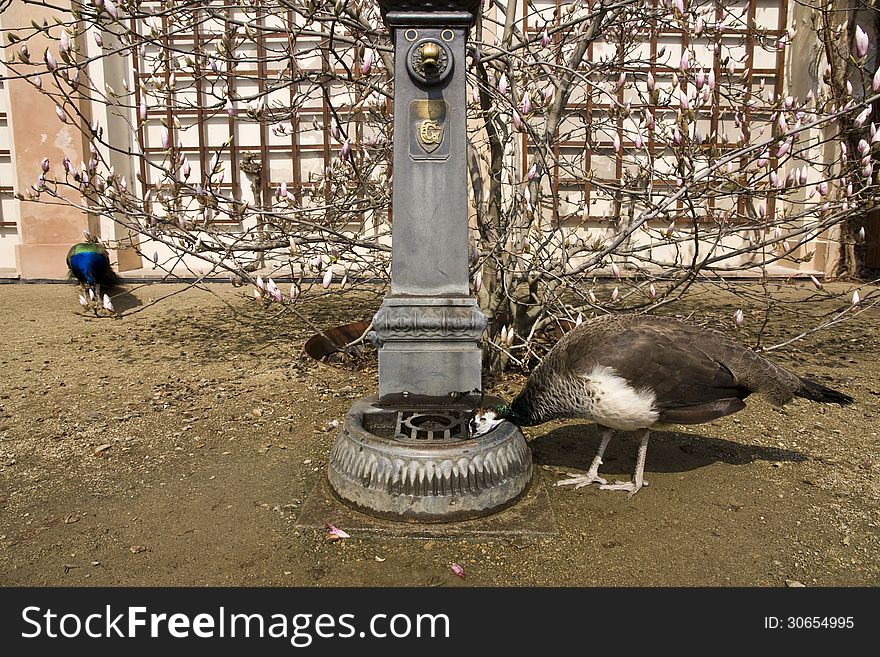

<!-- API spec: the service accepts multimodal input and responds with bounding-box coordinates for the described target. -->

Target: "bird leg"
[599,428,650,498]
[555,426,613,489]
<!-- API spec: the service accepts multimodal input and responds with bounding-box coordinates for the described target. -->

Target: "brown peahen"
[469,314,853,496]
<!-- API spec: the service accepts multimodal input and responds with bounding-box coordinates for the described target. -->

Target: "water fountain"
[327,0,532,521]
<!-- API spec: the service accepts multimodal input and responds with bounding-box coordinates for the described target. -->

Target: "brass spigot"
[419,41,441,76]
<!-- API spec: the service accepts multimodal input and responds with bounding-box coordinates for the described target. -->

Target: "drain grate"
[395,410,469,442]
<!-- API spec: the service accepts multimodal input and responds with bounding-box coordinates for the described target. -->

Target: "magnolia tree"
[2,0,878,369]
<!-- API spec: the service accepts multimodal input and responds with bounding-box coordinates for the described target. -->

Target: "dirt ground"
[0,280,877,587]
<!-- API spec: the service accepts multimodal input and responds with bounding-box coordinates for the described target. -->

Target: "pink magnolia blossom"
[361,49,374,75]
[512,111,523,131]
[855,25,869,58]
[634,131,644,150]
[540,30,550,48]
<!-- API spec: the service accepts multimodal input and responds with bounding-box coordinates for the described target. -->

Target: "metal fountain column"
[326,0,531,521]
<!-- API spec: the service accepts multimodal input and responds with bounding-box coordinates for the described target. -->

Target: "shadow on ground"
[530,424,807,476]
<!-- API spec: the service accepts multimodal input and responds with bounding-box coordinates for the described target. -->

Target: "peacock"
[469,314,853,497]
[66,238,122,313]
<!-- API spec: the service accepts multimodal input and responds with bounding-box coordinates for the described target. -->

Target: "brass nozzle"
[420,41,441,75]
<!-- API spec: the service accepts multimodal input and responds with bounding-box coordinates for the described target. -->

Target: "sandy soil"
[0,280,877,587]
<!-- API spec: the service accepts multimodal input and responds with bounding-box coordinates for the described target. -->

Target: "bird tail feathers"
[796,378,853,406]
[100,268,123,290]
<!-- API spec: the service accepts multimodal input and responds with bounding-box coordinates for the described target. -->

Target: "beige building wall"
[0,1,862,279]
[1,0,95,278]
[0,76,21,275]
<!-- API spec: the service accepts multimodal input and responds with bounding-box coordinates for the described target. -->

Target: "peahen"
[66,238,122,313]
[469,314,853,497]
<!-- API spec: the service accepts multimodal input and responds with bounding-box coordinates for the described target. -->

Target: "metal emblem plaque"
[410,99,449,160]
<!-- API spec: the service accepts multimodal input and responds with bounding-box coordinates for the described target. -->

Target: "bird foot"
[598,479,648,498]
[554,471,608,489]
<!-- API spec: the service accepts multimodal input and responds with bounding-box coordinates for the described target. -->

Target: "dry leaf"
[94,444,112,457]
[129,545,146,554]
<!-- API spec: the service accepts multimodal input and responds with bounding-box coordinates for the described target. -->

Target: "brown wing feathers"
[565,319,752,413]
[526,314,851,427]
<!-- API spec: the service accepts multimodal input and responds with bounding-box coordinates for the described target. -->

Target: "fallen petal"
[450,563,465,578]
[326,523,350,540]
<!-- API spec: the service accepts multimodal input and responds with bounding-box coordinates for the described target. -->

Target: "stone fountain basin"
[327,395,532,522]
